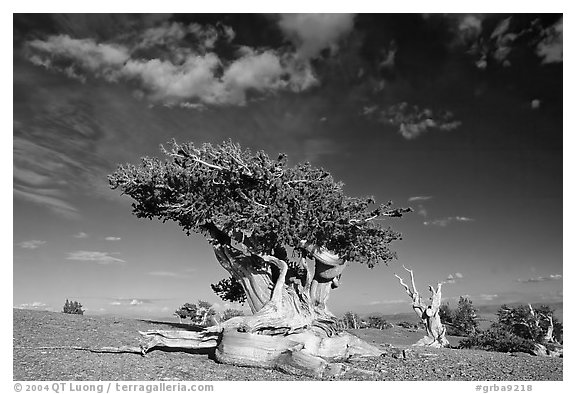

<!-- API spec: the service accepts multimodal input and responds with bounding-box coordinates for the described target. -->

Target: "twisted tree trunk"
[394,265,449,348]
[139,232,382,378]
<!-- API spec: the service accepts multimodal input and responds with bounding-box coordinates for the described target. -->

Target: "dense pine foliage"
[109,140,410,266]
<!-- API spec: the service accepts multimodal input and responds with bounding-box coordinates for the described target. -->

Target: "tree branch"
[258,254,288,306]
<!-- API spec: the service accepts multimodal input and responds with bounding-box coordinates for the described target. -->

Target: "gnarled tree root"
[139,327,383,379]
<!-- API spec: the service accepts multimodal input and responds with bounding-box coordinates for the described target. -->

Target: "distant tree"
[175,302,197,323]
[452,297,479,336]
[62,299,84,315]
[460,303,563,355]
[496,304,562,344]
[439,303,453,325]
[533,304,563,344]
[342,311,360,329]
[175,300,217,327]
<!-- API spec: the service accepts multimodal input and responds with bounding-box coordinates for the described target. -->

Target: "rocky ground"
[13,309,562,381]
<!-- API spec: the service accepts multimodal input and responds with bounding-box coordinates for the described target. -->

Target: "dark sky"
[13,13,563,317]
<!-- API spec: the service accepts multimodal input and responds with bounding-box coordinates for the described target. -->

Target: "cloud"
[73,232,89,239]
[13,188,80,219]
[458,15,483,38]
[367,102,462,140]
[13,131,96,219]
[15,301,52,310]
[536,16,562,64]
[147,271,179,277]
[23,21,322,108]
[368,299,407,306]
[454,15,562,69]
[66,251,125,265]
[17,240,46,249]
[424,216,474,227]
[277,14,356,60]
[109,298,154,306]
[517,274,562,283]
[477,294,499,301]
[105,236,121,241]
[408,196,433,202]
[26,35,130,82]
[443,272,464,284]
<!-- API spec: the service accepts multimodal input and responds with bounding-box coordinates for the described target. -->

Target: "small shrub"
[175,300,217,327]
[397,320,419,330]
[366,315,392,329]
[63,299,84,315]
[221,308,245,321]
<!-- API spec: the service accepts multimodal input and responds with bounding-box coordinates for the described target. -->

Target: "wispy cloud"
[368,299,408,306]
[147,271,179,277]
[477,294,499,302]
[73,232,89,239]
[517,274,562,283]
[66,251,125,265]
[424,216,474,227]
[408,196,433,202]
[105,236,121,241]
[13,188,80,219]
[365,102,461,140]
[17,240,46,249]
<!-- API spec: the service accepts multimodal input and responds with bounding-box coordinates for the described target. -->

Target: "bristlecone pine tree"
[108,140,410,378]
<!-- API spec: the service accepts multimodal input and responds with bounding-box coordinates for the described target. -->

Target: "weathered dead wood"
[138,326,383,379]
[139,329,221,353]
[394,265,449,348]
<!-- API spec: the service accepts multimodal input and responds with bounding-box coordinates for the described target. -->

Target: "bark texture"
[394,265,449,348]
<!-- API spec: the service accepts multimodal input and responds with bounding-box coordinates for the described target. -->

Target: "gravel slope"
[13,309,562,381]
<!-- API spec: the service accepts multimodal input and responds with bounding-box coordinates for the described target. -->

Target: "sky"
[12,12,563,319]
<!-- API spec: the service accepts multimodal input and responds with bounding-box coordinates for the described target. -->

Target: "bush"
[365,315,392,329]
[221,308,245,321]
[397,320,419,330]
[63,299,84,315]
[459,325,535,354]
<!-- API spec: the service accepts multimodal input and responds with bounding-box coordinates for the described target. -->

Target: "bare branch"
[394,273,412,296]
[258,254,288,305]
[402,265,417,294]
